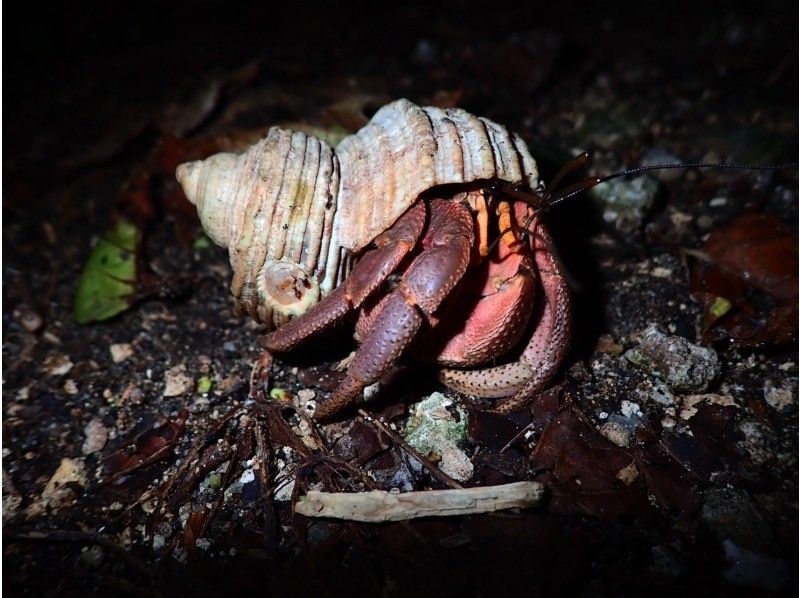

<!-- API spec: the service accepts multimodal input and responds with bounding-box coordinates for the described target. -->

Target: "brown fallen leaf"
[686,213,798,346]
[530,399,652,521]
[102,410,188,480]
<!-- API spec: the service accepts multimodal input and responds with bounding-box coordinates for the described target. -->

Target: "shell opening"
[256,258,320,321]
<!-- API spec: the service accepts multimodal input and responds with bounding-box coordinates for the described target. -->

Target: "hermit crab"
[176,99,577,419]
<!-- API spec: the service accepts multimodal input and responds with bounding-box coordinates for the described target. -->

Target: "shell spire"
[176,127,342,327]
[176,99,540,329]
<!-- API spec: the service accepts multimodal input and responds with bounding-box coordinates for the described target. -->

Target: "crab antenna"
[546,151,591,199]
[595,161,798,186]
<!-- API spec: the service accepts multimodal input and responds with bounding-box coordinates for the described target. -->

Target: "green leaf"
[269,388,291,402]
[709,296,733,318]
[197,376,214,394]
[73,220,139,324]
[193,234,212,250]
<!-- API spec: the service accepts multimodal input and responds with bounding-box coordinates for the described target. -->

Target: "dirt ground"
[3,1,798,596]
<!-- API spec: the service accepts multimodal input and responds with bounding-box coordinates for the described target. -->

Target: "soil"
[3,1,798,596]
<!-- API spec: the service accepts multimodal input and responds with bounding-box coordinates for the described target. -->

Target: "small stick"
[357,409,463,490]
[295,481,544,522]
[499,422,536,453]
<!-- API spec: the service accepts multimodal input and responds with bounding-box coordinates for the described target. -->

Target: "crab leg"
[314,199,474,419]
[260,201,427,352]
[438,214,572,412]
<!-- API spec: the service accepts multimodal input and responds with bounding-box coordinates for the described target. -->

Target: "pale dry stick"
[357,409,463,490]
[295,481,544,522]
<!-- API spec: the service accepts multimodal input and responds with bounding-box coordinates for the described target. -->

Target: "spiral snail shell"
[176,99,541,328]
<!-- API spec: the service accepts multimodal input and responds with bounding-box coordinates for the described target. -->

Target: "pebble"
[590,175,658,234]
[763,378,796,411]
[109,343,134,363]
[615,462,638,485]
[163,364,195,397]
[82,418,109,454]
[403,392,468,458]
[625,324,720,392]
[15,305,44,333]
[737,420,775,466]
[620,400,643,420]
[42,353,73,377]
[599,421,631,447]
[438,447,474,482]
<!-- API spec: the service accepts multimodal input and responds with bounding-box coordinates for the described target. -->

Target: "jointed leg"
[314,199,474,419]
[438,212,572,412]
[260,201,427,352]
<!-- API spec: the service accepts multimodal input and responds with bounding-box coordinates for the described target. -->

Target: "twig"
[357,409,463,490]
[295,481,544,522]
[499,422,536,453]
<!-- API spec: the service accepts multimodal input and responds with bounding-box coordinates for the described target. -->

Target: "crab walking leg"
[260,201,427,352]
[314,199,474,420]
[438,216,572,410]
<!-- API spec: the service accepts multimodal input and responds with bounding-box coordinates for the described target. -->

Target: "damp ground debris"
[3,2,798,596]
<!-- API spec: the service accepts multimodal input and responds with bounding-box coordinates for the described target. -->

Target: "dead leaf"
[687,213,798,346]
[102,411,188,478]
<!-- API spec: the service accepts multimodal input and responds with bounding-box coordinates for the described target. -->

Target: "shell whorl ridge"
[176,99,540,328]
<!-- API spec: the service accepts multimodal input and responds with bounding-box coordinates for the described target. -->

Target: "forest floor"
[3,2,798,596]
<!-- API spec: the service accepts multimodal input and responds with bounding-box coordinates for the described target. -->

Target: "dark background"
[3,1,798,596]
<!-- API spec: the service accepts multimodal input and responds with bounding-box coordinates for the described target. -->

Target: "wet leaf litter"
[3,2,797,596]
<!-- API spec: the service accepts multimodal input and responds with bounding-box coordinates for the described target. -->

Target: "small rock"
[35,458,88,514]
[152,534,166,551]
[163,364,194,397]
[625,324,720,392]
[600,421,631,447]
[616,461,638,485]
[637,379,675,406]
[722,540,790,591]
[763,378,796,411]
[15,305,44,333]
[42,353,73,377]
[296,388,316,410]
[590,175,659,234]
[195,538,211,551]
[709,196,728,207]
[620,400,643,420]
[82,418,109,454]
[109,343,134,363]
[403,392,468,458]
[63,379,79,395]
[737,420,775,466]
[650,266,673,278]
[438,447,474,482]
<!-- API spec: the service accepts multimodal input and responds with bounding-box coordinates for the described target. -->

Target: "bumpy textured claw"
[314,200,474,419]
[260,201,427,353]
[438,211,571,411]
